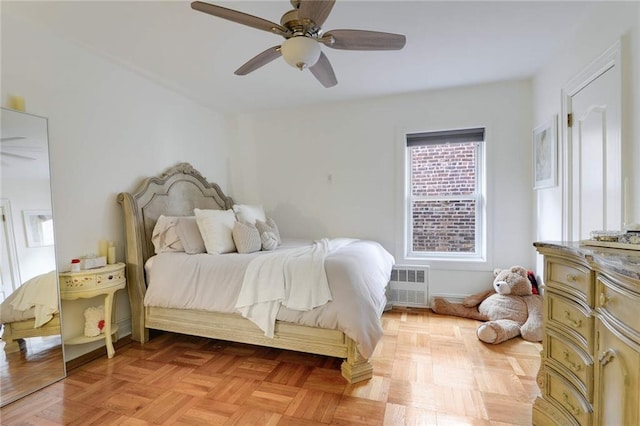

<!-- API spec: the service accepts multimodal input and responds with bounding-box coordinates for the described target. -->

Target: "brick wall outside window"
[410,142,476,252]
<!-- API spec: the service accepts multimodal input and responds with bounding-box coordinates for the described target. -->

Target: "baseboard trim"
[65,336,132,371]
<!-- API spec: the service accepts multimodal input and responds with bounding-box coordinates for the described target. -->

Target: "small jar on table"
[59,262,126,359]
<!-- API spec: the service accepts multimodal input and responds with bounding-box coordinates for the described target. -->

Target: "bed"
[118,162,394,383]
[1,271,61,353]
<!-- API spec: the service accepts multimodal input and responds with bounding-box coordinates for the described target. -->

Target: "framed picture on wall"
[23,210,54,247]
[533,115,557,189]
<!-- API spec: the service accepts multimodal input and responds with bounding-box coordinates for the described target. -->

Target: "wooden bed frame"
[2,314,61,353]
[117,162,373,383]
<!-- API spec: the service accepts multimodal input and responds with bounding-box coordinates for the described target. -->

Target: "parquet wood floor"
[0,335,65,407]
[0,309,541,425]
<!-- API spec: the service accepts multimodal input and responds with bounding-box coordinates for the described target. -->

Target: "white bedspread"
[1,271,58,328]
[236,238,355,337]
[144,238,394,358]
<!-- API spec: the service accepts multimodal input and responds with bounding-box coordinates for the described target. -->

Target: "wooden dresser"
[533,242,640,426]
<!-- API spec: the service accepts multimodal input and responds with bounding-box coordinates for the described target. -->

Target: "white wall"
[2,13,232,360]
[533,2,640,246]
[231,80,533,298]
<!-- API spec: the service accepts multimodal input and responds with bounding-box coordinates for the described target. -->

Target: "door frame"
[561,41,621,241]
[0,199,21,301]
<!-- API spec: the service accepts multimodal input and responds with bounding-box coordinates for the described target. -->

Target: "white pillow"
[194,208,237,254]
[232,221,262,254]
[233,204,266,225]
[151,215,184,254]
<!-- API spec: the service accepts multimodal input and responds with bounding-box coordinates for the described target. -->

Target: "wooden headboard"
[117,162,233,341]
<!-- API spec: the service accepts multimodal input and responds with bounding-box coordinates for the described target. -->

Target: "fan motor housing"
[280,9,320,37]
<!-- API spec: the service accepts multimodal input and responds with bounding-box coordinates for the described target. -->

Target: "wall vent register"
[387,266,429,308]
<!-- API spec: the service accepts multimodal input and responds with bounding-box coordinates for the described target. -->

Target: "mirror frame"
[0,107,66,407]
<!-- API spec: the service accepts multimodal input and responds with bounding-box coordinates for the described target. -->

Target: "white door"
[565,43,621,241]
[0,203,21,302]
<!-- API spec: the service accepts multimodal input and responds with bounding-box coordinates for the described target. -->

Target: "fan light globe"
[281,37,321,70]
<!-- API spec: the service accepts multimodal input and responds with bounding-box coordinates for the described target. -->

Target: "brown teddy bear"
[431,266,543,344]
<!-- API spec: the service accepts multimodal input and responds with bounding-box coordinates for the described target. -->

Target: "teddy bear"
[431,266,543,344]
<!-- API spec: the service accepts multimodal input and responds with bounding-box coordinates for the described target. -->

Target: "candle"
[98,239,109,258]
[107,246,116,264]
[9,96,25,111]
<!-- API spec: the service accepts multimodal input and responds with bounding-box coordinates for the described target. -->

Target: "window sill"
[399,255,489,272]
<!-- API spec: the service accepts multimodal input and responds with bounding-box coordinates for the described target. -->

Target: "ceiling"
[3,1,595,114]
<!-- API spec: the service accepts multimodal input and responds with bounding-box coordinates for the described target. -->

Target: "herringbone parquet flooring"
[0,309,541,425]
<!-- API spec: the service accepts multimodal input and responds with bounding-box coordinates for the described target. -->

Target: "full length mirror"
[0,107,65,406]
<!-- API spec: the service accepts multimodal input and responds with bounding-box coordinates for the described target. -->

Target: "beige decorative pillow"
[151,215,184,254]
[261,232,278,251]
[256,217,281,246]
[232,221,262,254]
[194,208,237,254]
[175,217,206,254]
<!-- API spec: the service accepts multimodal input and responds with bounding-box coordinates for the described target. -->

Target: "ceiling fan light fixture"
[281,36,321,70]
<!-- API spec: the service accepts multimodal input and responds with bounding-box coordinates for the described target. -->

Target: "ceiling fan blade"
[235,46,282,76]
[323,29,406,50]
[191,1,287,36]
[309,52,337,88]
[298,0,335,27]
[1,152,36,160]
[0,136,26,142]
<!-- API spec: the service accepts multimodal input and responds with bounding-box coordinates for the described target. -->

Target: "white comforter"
[0,271,59,328]
[144,238,394,358]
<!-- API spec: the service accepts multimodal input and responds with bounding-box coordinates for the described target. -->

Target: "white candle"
[107,246,116,264]
[98,239,108,258]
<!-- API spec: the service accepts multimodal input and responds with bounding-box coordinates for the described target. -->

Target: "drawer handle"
[562,392,582,416]
[599,292,611,306]
[563,311,583,328]
[566,274,578,283]
[563,350,582,372]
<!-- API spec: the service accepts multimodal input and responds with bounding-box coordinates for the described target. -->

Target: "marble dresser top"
[534,241,640,282]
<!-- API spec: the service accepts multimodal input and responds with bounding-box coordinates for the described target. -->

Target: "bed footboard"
[145,306,372,383]
[342,338,374,383]
[2,315,61,353]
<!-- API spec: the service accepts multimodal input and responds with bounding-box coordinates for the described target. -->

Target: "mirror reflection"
[0,107,65,407]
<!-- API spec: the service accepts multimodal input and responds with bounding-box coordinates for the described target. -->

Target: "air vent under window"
[387,266,429,308]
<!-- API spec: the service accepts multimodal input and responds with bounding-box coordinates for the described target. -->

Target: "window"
[404,128,485,261]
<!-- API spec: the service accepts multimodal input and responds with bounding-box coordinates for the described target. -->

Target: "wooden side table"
[59,262,126,359]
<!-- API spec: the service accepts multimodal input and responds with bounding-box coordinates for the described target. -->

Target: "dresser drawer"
[59,273,96,290]
[59,263,126,291]
[96,269,126,286]
[546,369,592,426]
[547,258,592,304]
[596,274,640,337]
[547,293,593,350]
[546,330,593,400]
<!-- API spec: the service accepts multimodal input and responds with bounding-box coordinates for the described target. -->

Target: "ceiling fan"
[1,136,36,161]
[191,0,406,88]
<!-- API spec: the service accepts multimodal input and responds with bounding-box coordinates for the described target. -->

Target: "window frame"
[398,127,488,266]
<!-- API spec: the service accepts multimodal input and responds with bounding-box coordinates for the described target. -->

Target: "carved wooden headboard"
[117,162,233,341]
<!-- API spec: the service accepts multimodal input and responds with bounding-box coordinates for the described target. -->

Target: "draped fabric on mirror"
[0,107,65,407]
